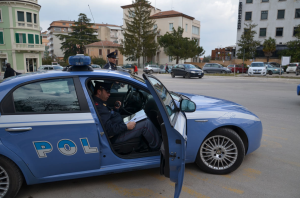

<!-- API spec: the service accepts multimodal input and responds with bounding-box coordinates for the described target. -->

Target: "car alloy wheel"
[268,70,273,75]
[221,71,226,74]
[149,70,153,74]
[196,128,245,174]
[185,73,190,79]
[171,73,175,78]
[236,70,240,74]
[0,156,23,198]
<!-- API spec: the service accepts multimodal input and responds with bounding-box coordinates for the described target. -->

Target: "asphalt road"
[17,74,300,198]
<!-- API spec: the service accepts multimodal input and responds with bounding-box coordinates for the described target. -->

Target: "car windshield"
[53,66,63,70]
[184,64,197,69]
[131,75,145,83]
[251,63,264,67]
[289,64,297,67]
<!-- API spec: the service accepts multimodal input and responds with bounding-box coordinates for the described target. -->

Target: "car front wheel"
[221,71,226,74]
[268,71,273,75]
[171,73,175,78]
[185,73,191,78]
[0,156,23,198]
[195,128,245,174]
[236,70,240,74]
[149,70,153,74]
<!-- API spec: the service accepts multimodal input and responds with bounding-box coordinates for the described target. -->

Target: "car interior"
[86,79,164,157]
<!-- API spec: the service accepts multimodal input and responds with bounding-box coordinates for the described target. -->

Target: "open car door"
[143,74,187,198]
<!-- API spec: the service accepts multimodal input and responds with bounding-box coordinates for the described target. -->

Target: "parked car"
[171,64,204,78]
[168,66,173,73]
[265,63,284,75]
[143,65,160,74]
[91,64,101,69]
[117,66,132,74]
[159,65,166,73]
[123,64,134,69]
[202,63,231,74]
[0,55,262,198]
[227,64,248,73]
[248,62,267,76]
[268,62,281,68]
[38,65,64,71]
[286,63,299,74]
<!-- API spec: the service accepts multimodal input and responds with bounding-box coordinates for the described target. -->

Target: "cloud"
[39,0,239,56]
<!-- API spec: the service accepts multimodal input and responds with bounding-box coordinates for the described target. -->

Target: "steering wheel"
[122,86,134,109]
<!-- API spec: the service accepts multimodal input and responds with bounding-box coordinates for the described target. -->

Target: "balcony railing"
[13,43,45,51]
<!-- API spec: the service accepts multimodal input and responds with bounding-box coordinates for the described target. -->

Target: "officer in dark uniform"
[93,81,161,150]
[103,51,118,70]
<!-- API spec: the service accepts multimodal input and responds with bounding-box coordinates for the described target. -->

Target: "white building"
[121,4,201,66]
[236,0,300,57]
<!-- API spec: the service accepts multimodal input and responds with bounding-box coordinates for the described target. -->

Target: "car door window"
[48,67,54,70]
[13,78,80,113]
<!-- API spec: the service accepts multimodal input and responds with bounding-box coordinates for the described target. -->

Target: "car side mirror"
[180,99,196,112]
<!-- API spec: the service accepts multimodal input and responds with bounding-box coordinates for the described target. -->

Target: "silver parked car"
[38,65,64,71]
[143,65,160,74]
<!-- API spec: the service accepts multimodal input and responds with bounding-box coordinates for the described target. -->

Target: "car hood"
[177,92,260,120]
[249,67,265,70]
[189,69,202,72]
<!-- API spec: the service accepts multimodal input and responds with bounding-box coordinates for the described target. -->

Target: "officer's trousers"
[112,119,161,150]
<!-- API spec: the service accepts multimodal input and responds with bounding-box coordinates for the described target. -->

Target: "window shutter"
[0,32,4,44]
[35,35,39,44]
[28,34,34,44]
[22,34,26,43]
[40,36,42,44]
[15,33,20,43]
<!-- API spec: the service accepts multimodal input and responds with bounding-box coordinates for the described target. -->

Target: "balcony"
[47,41,53,46]
[110,33,118,38]
[47,34,53,40]
[13,43,45,52]
[26,0,39,3]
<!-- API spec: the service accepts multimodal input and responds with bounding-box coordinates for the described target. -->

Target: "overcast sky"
[39,0,239,56]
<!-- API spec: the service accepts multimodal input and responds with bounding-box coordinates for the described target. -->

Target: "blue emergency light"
[69,54,91,66]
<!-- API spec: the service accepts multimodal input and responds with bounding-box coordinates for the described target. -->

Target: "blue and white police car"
[0,55,262,198]
[297,84,300,96]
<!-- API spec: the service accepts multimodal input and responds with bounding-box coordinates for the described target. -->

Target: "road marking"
[243,168,261,179]
[107,183,166,198]
[187,171,244,195]
[263,134,287,141]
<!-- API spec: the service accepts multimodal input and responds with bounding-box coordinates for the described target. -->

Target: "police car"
[0,55,262,198]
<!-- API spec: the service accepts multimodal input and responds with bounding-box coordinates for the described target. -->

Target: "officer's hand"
[127,122,136,130]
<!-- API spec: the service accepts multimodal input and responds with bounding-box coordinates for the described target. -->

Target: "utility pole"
[243,48,245,73]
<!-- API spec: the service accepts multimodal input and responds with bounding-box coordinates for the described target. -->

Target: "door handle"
[5,127,32,132]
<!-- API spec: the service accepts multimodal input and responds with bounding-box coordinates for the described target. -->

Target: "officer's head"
[6,63,11,68]
[94,81,112,101]
[107,51,117,65]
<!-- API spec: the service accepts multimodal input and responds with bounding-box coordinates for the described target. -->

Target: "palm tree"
[263,37,276,62]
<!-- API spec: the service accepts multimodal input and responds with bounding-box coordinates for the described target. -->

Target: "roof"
[85,41,121,48]
[48,21,121,30]
[150,10,194,20]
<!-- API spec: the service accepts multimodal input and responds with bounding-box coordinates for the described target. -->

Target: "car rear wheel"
[268,70,273,75]
[221,71,226,74]
[185,73,191,79]
[236,70,240,74]
[171,73,175,78]
[0,156,23,198]
[149,70,153,74]
[195,128,245,174]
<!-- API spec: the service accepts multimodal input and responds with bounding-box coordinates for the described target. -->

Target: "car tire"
[0,156,23,198]
[185,73,191,79]
[221,71,226,74]
[287,72,289,74]
[149,70,153,74]
[171,73,175,78]
[195,128,245,175]
[199,76,202,79]
[268,71,273,75]
[236,70,240,74]
[204,70,208,74]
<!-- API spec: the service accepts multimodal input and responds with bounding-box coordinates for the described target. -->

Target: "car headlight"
[191,71,195,73]
[275,69,278,71]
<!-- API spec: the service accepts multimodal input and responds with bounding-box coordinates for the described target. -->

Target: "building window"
[107,49,110,55]
[295,9,300,18]
[294,27,299,36]
[17,11,25,22]
[192,26,199,35]
[169,56,172,62]
[0,31,4,44]
[54,27,61,31]
[185,24,188,32]
[15,33,26,43]
[245,12,252,20]
[13,78,80,113]
[153,24,157,30]
[99,49,102,55]
[276,28,283,36]
[26,12,32,23]
[261,11,268,20]
[35,35,39,44]
[34,14,37,23]
[246,0,253,3]
[69,24,72,26]
[259,28,267,37]
[0,9,2,22]
[277,10,285,19]
[28,34,34,44]
[169,23,173,31]
[63,23,66,25]
[262,0,269,2]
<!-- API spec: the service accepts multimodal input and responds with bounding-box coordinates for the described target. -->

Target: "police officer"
[103,51,118,70]
[93,81,161,150]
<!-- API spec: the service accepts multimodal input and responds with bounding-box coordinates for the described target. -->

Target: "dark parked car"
[227,64,248,73]
[203,63,231,74]
[171,64,204,78]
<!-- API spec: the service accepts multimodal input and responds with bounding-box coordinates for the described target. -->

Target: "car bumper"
[190,73,203,77]
[248,72,266,75]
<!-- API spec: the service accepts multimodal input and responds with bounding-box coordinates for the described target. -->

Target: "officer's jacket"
[103,62,117,70]
[93,96,127,137]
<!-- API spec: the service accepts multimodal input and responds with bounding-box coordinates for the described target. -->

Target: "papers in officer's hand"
[123,109,147,124]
